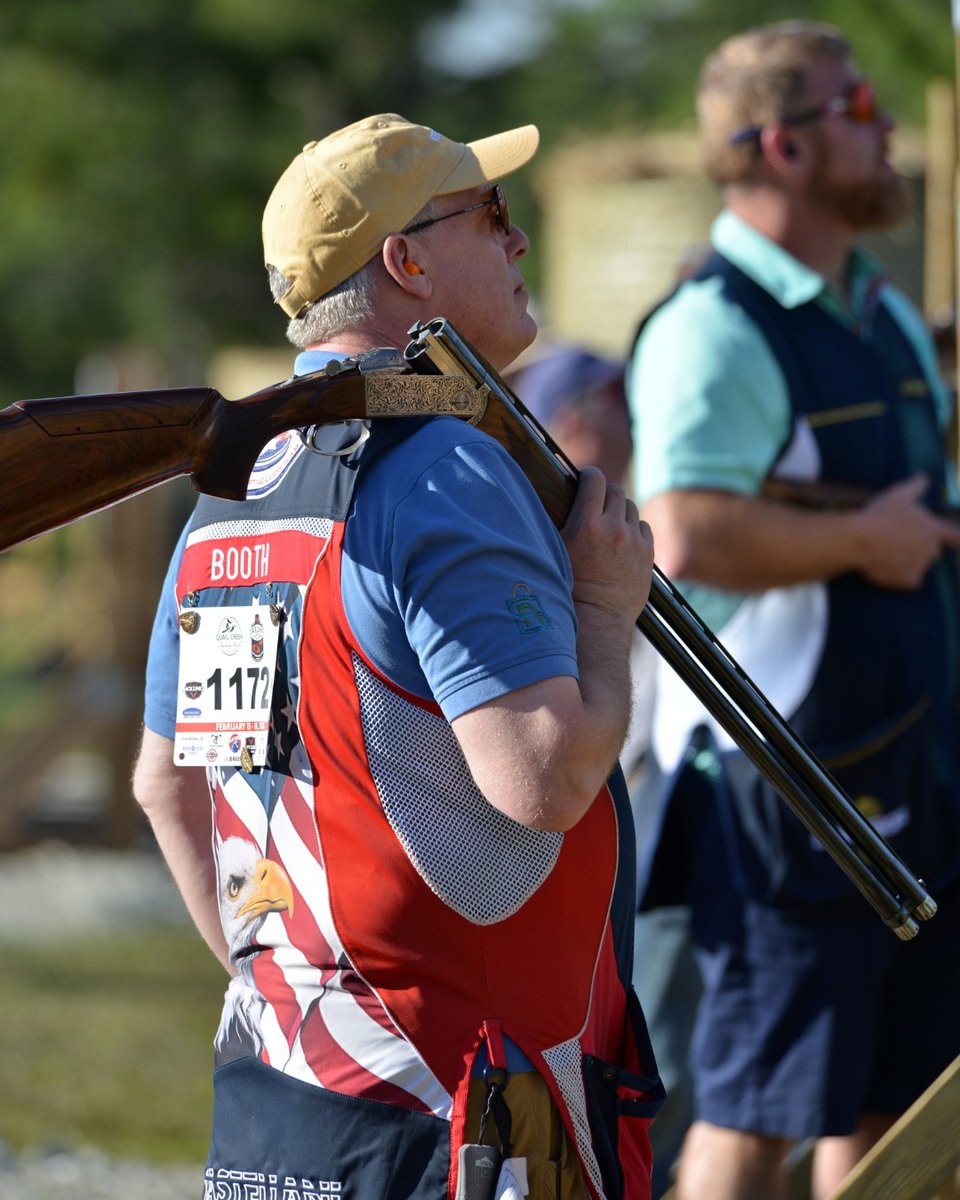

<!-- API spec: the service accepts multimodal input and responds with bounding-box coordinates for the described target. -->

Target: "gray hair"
[268,199,440,350]
[269,261,379,350]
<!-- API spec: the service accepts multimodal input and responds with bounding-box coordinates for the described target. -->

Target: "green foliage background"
[0,0,954,404]
[0,927,224,1162]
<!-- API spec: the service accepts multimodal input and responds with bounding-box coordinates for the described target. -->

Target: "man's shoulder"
[367,415,519,482]
[877,281,931,337]
[646,270,740,322]
[638,234,774,333]
[359,415,547,531]
[374,413,500,452]
[636,270,774,372]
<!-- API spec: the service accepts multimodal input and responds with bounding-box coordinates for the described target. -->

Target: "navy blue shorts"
[689,883,960,1139]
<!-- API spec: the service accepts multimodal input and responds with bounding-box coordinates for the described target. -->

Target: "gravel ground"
[0,840,190,943]
[0,841,204,1200]
[0,1144,202,1200]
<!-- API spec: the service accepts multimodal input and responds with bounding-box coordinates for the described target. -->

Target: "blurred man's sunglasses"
[729,79,880,146]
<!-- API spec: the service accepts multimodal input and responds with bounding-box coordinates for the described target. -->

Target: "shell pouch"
[581,987,665,1199]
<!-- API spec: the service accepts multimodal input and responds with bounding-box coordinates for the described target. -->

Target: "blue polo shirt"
[144,349,579,740]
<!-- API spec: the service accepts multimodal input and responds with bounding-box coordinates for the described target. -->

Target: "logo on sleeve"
[506,582,552,634]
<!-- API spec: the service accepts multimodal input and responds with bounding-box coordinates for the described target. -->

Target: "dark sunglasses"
[405,184,510,236]
[729,79,880,146]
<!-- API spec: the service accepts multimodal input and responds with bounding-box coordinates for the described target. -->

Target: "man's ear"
[759,124,806,175]
[382,235,432,295]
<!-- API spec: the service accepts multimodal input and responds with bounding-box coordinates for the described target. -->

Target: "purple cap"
[511,348,625,427]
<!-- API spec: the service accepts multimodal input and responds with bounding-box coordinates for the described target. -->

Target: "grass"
[0,925,227,1164]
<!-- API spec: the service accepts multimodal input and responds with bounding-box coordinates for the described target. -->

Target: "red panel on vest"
[298,521,620,1095]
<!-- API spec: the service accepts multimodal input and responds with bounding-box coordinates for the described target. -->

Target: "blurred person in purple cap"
[509,346,634,485]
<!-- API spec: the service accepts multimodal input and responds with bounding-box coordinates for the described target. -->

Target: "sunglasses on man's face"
[729,79,881,146]
[405,184,510,236]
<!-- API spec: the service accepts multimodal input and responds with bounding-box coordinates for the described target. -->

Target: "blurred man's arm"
[133,728,231,970]
[631,276,960,595]
[645,475,960,594]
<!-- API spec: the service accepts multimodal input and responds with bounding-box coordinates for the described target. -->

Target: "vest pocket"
[581,987,665,1199]
[723,694,933,906]
[802,694,931,860]
[816,694,929,774]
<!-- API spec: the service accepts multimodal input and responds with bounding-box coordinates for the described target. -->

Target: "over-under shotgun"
[0,319,935,938]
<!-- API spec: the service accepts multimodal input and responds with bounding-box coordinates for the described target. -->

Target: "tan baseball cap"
[262,113,540,317]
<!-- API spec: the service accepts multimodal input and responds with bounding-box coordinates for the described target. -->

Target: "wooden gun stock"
[0,353,481,553]
[761,475,960,523]
[0,386,221,552]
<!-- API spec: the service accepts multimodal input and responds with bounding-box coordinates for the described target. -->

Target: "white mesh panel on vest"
[353,655,563,925]
[542,1038,605,1197]
[186,516,334,543]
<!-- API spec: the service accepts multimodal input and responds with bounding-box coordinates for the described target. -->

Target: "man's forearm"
[451,602,637,833]
[132,729,230,970]
[571,597,636,780]
[644,488,884,591]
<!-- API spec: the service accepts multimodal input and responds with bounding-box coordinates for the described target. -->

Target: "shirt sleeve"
[143,523,190,739]
[628,276,792,504]
[343,426,580,723]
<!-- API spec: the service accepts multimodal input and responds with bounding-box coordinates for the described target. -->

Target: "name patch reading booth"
[174,601,281,770]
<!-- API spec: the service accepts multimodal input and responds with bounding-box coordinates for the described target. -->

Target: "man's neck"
[727,187,856,290]
[305,330,403,359]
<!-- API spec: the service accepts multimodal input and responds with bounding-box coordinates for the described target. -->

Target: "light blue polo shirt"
[628,210,953,631]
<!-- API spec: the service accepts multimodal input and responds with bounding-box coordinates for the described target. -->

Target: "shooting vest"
[173,419,662,1200]
[639,254,960,913]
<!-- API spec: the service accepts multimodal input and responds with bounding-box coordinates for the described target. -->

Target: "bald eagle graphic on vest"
[214,835,295,1062]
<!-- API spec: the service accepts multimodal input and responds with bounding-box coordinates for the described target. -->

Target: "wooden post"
[924,78,956,321]
[953,3,960,464]
[827,1055,960,1199]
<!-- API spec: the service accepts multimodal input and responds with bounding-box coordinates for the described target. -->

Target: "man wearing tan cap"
[134,114,662,1199]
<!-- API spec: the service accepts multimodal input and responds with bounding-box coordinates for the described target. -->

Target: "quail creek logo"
[506,582,551,634]
[216,616,245,657]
